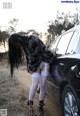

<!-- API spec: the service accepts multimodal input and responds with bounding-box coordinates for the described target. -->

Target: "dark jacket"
[23,35,55,72]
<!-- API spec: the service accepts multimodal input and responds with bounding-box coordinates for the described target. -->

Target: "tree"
[18,31,28,36]
[7,18,19,34]
[18,29,40,37]
[0,30,9,47]
[46,11,79,47]
[0,30,3,43]
[1,31,9,47]
[26,29,39,37]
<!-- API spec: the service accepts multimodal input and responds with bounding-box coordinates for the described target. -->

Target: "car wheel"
[62,84,80,116]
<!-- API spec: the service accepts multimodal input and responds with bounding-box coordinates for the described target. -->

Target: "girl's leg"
[28,72,40,113]
[39,63,50,101]
[39,62,50,113]
[39,75,47,101]
[29,72,40,101]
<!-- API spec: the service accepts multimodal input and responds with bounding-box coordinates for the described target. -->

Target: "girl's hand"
[28,70,33,74]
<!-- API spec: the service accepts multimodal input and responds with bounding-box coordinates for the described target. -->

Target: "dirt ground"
[0,64,62,116]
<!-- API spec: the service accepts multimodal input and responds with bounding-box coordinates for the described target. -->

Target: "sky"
[0,0,80,33]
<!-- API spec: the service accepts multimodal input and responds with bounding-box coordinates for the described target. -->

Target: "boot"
[27,100,34,113]
[38,101,45,115]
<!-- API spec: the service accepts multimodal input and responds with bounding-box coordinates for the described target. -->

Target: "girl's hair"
[8,34,28,77]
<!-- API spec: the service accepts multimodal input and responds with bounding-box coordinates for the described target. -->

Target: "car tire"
[62,84,80,116]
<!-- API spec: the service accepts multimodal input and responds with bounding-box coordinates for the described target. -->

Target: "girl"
[8,33,55,114]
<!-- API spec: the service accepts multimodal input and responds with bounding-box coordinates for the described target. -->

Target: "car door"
[48,30,79,101]
[51,31,74,83]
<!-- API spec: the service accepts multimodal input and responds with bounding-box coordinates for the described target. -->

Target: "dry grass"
[0,64,61,116]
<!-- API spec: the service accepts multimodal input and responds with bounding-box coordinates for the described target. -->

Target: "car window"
[49,37,60,51]
[67,31,79,54]
[56,31,74,55]
[75,37,80,53]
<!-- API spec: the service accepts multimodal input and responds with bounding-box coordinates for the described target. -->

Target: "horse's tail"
[8,35,22,77]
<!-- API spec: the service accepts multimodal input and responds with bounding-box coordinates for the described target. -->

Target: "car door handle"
[59,63,65,66]
[59,63,65,70]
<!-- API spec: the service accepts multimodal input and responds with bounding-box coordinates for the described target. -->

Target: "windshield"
[49,37,60,52]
